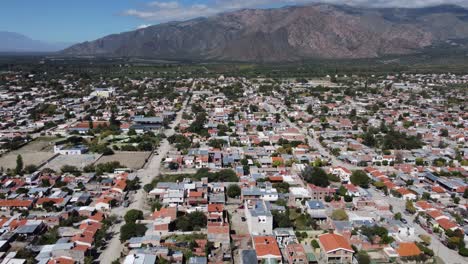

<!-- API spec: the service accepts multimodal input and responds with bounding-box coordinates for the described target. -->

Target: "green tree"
[128,128,137,136]
[393,212,402,220]
[350,170,370,188]
[120,223,147,242]
[331,209,349,221]
[15,154,23,175]
[227,184,241,198]
[415,158,424,166]
[405,200,416,214]
[24,164,38,174]
[356,251,371,264]
[124,209,143,224]
[301,166,329,187]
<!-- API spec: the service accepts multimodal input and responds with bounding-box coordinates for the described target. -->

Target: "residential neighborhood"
[0,67,467,264]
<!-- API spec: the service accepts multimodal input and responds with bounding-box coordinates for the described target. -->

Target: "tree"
[24,164,38,174]
[405,200,416,214]
[227,184,241,198]
[143,183,154,193]
[393,212,402,220]
[173,211,207,231]
[124,209,143,224]
[350,170,370,188]
[128,128,137,136]
[38,227,59,245]
[15,154,23,175]
[415,158,424,166]
[440,128,449,137]
[311,239,320,249]
[301,166,329,187]
[272,211,292,228]
[120,223,147,242]
[463,188,468,199]
[331,209,349,221]
[356,251,371,264]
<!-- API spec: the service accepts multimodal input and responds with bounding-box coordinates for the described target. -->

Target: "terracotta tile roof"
[207,225,230,234]
[0,199,33,208]
[47,257,75,264]
[253,236,281,258]
[112,179,127,191]
[37,197,64,205]
[268,176,283,182]
[415,201,433,211]
[72,244,90,252]
[88,212,105,222]
[207,204,224,213]
[189,191,203,198]
[432,186,445,193]
[397,242,422,257]
[436,218,458,231]
[153,207,177,220]
[426,210,445,220]
[318,233,354,253]
[397,188,413,196]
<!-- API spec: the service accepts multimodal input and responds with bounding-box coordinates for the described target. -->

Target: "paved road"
[99,98,189,264]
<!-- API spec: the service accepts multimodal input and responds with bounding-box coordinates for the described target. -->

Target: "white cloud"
[123,0,468,22]
[136,24,152,29]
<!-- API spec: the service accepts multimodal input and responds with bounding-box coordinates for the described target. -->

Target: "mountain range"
[0,31,72,52]
[60,4,468,62]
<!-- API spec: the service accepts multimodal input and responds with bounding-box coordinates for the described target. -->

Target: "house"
[329,167,352,183]
[289,187,311,207]
[153,207,177,234]
[396,188,417,200]
[396,242,422,258]
[244,200,273,235]
[54,144,88,155]
[318,233,354,264]
[306,200,327,221]
[123,253,157,264]
[94,196,114,211]
[132,116,164,131]
[241,250,258,264]
[307,184,335,201]
[207,225,230,248]
[285,243,308,264]
[0,199,33,210]
[252,236,282,263]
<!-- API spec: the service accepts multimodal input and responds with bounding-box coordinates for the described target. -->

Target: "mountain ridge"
[62,4,468,62]
[0,31,73,52]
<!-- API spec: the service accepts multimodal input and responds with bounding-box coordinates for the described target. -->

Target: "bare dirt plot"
[0,152,55,170]
[94,151,151,169]
[42,154,101,171]
[0,137,59,169]
[19,137,58,152]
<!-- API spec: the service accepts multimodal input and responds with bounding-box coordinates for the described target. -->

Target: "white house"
[329,166,352,183]
[244,200,273,235]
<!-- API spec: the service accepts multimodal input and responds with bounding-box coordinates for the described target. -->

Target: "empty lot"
[0,137,59,169]
[94,151,151,169]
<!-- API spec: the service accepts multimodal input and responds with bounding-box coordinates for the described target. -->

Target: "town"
[0,65,467,264]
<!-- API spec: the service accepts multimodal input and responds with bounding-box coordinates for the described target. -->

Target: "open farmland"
[94,151,151,169]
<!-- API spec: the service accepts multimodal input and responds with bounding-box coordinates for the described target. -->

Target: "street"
[98,98,189,264]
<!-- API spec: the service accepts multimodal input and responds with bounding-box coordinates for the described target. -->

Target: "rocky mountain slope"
[62,4,468,62]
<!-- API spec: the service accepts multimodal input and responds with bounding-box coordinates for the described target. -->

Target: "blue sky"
[1,0,467,43]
